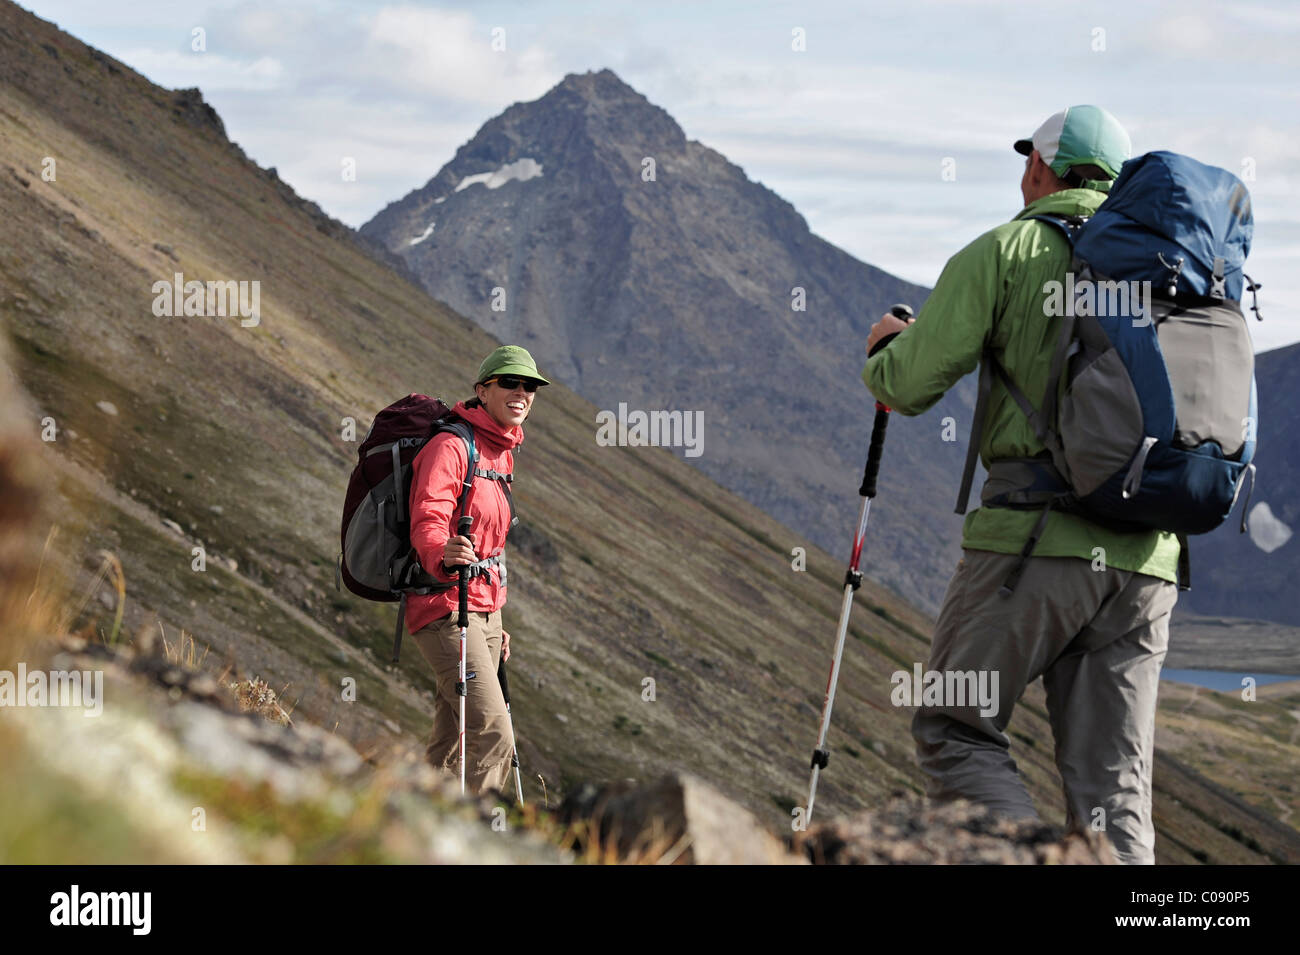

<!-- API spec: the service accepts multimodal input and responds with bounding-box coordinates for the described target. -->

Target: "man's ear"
[1029,150,1063,191]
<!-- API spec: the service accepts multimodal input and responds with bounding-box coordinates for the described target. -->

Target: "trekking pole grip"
[497,658,511,705]
[860,404,891,498]
[457,515,473,628]
[867,303,915,358]
[859,304,912,498]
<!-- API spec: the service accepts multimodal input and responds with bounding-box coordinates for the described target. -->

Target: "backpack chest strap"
[473,466,518,529]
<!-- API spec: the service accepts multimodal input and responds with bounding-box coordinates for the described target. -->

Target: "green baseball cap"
[1014,105,1131,185]
[475,344,550,386]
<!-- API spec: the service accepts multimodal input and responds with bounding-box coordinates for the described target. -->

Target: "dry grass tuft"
[160,623,210,670]
[230,677,294,725]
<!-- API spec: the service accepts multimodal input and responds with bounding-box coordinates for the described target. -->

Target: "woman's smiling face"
[476,376,536,428]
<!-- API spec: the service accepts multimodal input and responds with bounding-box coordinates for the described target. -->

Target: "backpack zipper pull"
[1157,252,1185,298]
[1122,436,1159,500]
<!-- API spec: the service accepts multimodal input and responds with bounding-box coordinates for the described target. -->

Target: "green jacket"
[862,188,1181,583]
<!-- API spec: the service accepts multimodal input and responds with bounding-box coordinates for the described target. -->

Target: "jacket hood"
[453,400,524,454]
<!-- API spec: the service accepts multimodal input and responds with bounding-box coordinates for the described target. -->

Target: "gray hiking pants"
[912,549,1177,865]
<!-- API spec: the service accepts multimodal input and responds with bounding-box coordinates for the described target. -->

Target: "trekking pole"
[497,658,525,806]
[456,514,474,796]
[805,303,913,823]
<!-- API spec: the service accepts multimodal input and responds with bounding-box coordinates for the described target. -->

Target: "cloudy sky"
[25,0,1300,350]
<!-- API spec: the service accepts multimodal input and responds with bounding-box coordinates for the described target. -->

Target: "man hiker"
[862,106,1180,864]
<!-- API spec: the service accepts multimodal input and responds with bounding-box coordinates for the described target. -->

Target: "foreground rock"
[561,774,805,864]
[10,633,1118,865]
[4,635,567,864]
[796,795,1116,864]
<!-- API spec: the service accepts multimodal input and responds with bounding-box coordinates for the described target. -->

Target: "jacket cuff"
[431,557,457,583]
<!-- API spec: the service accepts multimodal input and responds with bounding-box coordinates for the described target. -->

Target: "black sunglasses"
[486,376,539,393]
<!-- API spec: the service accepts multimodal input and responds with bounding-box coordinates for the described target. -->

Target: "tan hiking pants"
[911,549,1177,865]
[411,608,515,795]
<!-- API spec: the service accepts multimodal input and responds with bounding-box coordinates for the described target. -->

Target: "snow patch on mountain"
[454,158,543,193]
[408,223,435,245]
[1248,502,1293,554]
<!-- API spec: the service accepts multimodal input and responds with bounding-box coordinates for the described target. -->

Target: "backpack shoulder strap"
[1027,212,1086,245]
[433,417,478,516]
[956,351,995,515]
[956,348,1070,513]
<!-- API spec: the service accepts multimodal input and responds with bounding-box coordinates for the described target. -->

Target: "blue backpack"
[956,151,1262,594]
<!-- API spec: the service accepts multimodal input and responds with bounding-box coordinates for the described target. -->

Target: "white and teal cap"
[1014,105,1132,185]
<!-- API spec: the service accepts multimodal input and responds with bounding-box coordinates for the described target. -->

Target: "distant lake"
[1160,668,1300,692]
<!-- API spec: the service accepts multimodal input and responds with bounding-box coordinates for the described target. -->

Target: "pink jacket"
[406,401,521,634]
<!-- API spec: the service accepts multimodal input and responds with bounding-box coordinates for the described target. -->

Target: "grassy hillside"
[0,1,1295,863]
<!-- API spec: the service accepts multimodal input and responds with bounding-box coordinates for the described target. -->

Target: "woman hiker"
[406,345,549,795]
